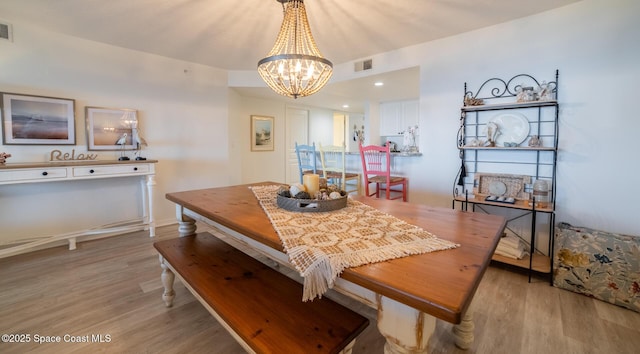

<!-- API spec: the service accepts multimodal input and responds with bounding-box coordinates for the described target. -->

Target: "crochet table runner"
[250,185,459,301]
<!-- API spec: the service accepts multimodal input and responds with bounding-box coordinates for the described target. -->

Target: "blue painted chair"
[295,142,319,184]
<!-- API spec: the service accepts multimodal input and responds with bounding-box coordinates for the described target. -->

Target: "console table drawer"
[0,167,68,183]
[73,164,152,177]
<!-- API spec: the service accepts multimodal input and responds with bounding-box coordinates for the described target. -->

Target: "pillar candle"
[303,174,320,197]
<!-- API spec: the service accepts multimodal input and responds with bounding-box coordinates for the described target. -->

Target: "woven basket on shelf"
[276,194,347,213]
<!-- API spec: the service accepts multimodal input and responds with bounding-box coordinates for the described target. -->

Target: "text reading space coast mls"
[2,333,112,344]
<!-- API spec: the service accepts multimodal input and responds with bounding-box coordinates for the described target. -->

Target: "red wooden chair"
[359,143,408,201]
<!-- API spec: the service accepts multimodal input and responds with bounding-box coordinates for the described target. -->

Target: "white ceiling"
[0,0,579,111]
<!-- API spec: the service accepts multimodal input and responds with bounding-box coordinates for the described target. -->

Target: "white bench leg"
[159,255,175,307]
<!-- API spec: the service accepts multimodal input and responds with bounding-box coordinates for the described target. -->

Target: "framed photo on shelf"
[1,92,76,145]
[250,115,274,151]
[85,107,138,151]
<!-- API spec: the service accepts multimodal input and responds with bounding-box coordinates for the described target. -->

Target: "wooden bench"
[153,232,369,354]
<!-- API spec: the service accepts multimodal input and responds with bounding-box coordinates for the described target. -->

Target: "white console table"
[0,160,157,258]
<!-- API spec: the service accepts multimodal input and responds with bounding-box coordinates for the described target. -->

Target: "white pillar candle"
[303,174,320,197]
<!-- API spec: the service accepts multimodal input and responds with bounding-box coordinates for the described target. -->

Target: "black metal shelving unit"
[452,71,559,283]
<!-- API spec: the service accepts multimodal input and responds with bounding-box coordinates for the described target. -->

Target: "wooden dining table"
[165,182,506,353]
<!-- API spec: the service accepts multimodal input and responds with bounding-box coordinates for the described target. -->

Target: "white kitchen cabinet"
[379,99,419,137]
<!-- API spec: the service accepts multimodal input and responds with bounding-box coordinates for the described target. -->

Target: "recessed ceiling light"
[342,104,349,108]
[374,82,384,87]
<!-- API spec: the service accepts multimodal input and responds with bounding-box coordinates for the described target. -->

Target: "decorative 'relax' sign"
[49,149,98,161]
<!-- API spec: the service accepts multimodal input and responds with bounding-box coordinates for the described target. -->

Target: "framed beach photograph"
[251,115,274,151]
[1,93,76,145]
[86,107,138,151]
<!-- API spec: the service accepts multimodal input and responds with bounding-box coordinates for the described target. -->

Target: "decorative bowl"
[276,194,347,213]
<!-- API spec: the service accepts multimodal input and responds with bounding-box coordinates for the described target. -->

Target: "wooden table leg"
[175,205,197,237]
[159,255,175,307]
[376,295,435,354]
[452,311,474,349]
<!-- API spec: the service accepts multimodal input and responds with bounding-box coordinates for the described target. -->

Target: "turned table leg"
[376,295,435,354]
[453,310,474,349]
[175,205,197,237]
[159,255,175,307]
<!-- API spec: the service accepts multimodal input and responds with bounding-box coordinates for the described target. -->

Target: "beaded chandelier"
[257,0,333,99]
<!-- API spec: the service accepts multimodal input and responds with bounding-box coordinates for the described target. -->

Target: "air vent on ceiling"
[0,21,13,42]
[354,59,373,72]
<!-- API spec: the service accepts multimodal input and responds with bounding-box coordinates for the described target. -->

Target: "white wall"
[311,0,637,237]
[414,0,640,236]
[309,109,334,147]
[234,96,286,184]
[0,21,230,245]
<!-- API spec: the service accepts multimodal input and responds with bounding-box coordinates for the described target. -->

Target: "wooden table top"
[166,182,506,324]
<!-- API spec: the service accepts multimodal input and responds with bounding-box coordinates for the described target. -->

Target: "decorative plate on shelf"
[473,173,531,200]
[488,181,507,196]
[489,112,530,146]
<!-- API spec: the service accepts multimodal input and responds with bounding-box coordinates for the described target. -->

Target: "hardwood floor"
[1,224,639,354]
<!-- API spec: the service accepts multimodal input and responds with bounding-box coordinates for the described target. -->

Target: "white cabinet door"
[380,102,403,136]
[380,100,419,136]
[401,100,419,130]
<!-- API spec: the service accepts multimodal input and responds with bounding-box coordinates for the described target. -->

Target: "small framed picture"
[251,115,274,151]
[85,107,138,151]
[1,92,76,145]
